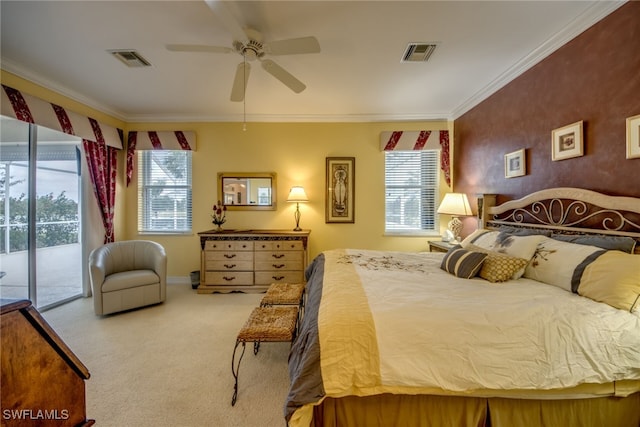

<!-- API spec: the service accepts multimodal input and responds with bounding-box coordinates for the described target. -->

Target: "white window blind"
[385,150,439,234]
[138,150,192,233]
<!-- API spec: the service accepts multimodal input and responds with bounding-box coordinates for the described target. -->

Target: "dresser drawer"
[205,260,254,271]
[255,271,303,285]
[205,240,254,251]
[255,240,304,251]
[254,251,303,263]
[254,251,303,271]
[205,251,254,262]
[254,260,303,271]
[204,271,254,286]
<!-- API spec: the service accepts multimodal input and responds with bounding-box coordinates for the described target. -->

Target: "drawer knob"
[224,254,236,259]
[272,276,285,281]
[223,276,236,281]
[224,264,236,269]
[272,264,285,269]
[272,254,285,259]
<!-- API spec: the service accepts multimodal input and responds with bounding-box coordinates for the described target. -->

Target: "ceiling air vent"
[401,43,437,63]
[108,50,151,67]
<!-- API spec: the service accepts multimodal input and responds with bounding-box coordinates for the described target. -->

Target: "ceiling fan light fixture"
[167,3,319,103]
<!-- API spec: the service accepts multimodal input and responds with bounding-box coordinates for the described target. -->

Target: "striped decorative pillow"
[440,246,487,279]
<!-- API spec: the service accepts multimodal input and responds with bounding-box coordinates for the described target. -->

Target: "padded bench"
[231,306,299,406]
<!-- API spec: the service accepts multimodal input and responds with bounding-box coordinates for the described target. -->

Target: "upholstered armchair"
[89,240,167,315]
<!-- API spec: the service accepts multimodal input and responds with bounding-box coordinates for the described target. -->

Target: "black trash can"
[190,271,200,289]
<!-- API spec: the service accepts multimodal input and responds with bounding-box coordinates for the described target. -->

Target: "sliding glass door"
[0,116,83,309]
[0,117,29,301]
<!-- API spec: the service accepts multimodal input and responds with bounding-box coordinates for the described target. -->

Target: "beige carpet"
[43,284,292,427]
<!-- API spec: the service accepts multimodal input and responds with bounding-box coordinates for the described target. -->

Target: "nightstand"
[428,240,457,253]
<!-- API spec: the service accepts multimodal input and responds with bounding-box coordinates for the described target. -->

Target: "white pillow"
[524,236,606,292]
[461,230,544,279]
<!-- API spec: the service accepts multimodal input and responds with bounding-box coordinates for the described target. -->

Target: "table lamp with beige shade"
[437,193,473,243]
[287,186,309,231]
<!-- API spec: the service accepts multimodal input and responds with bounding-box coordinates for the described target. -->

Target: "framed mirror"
[217,172,277,210]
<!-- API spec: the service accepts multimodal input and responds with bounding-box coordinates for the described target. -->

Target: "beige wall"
[124,121,453,276]
[2,70,455,278]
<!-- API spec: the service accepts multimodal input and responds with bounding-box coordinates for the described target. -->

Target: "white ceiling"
[0,1,623,123]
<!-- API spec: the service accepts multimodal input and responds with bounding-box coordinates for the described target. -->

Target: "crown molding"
[3,59,448,123]
[3,1,623,125]
[124,112,450,123]
[1,59,129,122]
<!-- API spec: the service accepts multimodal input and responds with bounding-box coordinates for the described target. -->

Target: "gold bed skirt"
[312,392,640,427]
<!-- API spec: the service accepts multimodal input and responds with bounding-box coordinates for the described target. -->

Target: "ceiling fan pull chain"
[243,54,247,132]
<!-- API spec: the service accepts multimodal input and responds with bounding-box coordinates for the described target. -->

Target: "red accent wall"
[454,2,640,207]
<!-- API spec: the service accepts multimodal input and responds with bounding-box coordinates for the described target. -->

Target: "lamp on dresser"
[437,193,472,243]
[287,186,309,231]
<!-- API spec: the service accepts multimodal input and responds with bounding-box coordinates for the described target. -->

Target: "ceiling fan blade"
[166,44,232,54]
[204,0,248,43]
[260,59,306,94]
[264,36,321,55]
[230,61,251,102]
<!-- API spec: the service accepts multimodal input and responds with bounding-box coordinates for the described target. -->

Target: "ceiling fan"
[166,0,321,102]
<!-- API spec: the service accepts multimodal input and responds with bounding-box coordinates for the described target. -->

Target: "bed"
[285,188,640,427]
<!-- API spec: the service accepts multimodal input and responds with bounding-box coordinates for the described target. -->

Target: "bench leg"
[231,340,247,406]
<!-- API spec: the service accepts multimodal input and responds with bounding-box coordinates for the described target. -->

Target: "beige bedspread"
[288,249,640,426]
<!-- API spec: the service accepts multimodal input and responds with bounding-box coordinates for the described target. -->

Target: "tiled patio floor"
[0,243,83,308]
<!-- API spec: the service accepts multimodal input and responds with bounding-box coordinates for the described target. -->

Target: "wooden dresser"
[197,229,310,293]
[1,299,93,426]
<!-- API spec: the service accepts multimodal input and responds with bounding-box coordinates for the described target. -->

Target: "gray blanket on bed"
[284,254,325,422]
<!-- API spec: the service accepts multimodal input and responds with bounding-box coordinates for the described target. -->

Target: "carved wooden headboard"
[479,188,640,253]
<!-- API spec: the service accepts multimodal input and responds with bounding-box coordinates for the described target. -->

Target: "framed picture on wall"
[626,114,640,159]
[504,149,526,178]
[326,157,355,223]
[552,121,583,161]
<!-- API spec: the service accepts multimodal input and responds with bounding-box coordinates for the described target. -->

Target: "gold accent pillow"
[466,244,529,283]
[578,251,640,313]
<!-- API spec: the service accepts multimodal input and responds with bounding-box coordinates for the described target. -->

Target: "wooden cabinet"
[1,299,93,426]
[197,229,310,293]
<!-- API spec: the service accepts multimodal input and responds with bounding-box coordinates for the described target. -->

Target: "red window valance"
[126,130,196,186]
[380,130,451,186]
[1,84,123,149]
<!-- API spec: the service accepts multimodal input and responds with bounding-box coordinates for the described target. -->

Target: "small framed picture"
[504,149,526,178]
[552,121,583,161]
[626,114,640,159]
[326,157,355,223]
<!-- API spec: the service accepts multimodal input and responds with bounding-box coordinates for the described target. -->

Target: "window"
[384,150,439,234]
[138,150,192,233]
